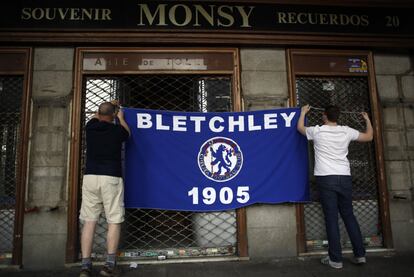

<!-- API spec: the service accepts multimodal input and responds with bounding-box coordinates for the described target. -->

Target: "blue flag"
[123,107,309,211]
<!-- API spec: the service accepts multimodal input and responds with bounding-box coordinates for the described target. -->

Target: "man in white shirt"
[297,104,373,269]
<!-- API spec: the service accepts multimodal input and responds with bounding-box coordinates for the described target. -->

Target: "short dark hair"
[98,102,116,116]
[324,105,340,122]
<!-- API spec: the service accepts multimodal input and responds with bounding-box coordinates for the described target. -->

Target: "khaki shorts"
[79,175,125,224]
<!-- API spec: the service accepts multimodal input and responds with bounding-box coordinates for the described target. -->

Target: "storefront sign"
[0,1,413,36]
[82,52,234,72]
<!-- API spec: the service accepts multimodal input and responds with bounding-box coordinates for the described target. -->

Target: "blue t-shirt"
[85,118,129,177]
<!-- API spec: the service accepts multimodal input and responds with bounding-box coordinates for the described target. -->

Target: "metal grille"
[81,75,237,259]
[0,76,23,262]
[296,77,383,251]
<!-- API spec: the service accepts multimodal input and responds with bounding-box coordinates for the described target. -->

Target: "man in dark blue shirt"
[79,101,130,277]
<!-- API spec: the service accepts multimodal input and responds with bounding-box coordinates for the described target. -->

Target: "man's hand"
[116,108,131,137]
[301,104,311,115]
[110,100,120,107]
[357,112,373,142]
[297,104,310,136]
[117,109,124,120]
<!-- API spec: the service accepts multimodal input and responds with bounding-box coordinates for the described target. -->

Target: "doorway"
[67,48,247,262]
[288,49,392,253]
[0,49,32,266]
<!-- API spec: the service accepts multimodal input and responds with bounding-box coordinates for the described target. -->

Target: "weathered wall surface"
[23,48,73,269]
[241,48,297,258]
[374,52,414,251]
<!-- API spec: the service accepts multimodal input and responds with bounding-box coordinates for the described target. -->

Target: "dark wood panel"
[0,52,27,72]
[2,32,414,48]
[292,54,368,75]
[0,48,32,266]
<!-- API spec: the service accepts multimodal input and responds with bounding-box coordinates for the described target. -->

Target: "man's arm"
[297,104,310,136]
[117,109,131,136]
[356,112,373,142]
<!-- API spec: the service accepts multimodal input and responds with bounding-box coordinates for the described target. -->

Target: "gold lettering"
[194,5,214,27]
[18,5,370,29]
[21,8,31,20]
[277,12,287,24]
[58,8,70,20]
[45,8,56,20]
[19,7,112,22]
[308,13,317,24]
[94,9,100,20]
[319,14,329,25]
[297,13,307,24]
[288,12,297,24]
[81,9,93,20]
[339,14,350,25]
[236,6,254,27]
[360,15,369,26]
[274,11,369,27]
[169,4,192,26]
[102,9,111,20]
[217,6,234,27]
[137,4,167,26]
[329,14,339,25]
[32,8,45,20]
[123,58,128,66]
[70,8,80,20]
[350,15,360,26]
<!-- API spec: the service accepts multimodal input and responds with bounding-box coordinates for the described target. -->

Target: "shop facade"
[0,0,413,269]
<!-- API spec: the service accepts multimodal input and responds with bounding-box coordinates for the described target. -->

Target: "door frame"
[286,48,393,254]
[66,47,247,262]
[0,48,32,266]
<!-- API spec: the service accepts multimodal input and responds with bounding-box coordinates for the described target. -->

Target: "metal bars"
[80,75,237,259]
[0,76,23,262]
[296,76,383,250]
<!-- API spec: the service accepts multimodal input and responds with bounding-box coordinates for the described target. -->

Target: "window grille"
[81,75,237,259]
[296,76,383,251]
[0,76,23,263]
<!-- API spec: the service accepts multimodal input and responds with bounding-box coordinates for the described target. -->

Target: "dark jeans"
[316,175,366,262]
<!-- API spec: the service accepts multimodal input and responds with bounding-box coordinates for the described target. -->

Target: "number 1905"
[188,186,250,205]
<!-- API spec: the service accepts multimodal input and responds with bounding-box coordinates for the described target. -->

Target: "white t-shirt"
[305,125,360,176]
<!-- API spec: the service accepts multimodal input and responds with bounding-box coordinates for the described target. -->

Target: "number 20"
[385,16,400,27]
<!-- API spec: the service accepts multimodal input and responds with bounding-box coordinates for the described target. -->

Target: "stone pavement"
[1,251,413,277]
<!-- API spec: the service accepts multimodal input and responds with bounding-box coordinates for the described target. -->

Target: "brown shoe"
[100,265,120,277]
[79,268,92,277]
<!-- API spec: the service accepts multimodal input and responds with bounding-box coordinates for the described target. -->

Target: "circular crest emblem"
[198,137,243,182]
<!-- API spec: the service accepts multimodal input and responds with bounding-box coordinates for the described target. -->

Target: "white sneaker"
[320,256,343,269]
[352,256,367,265]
